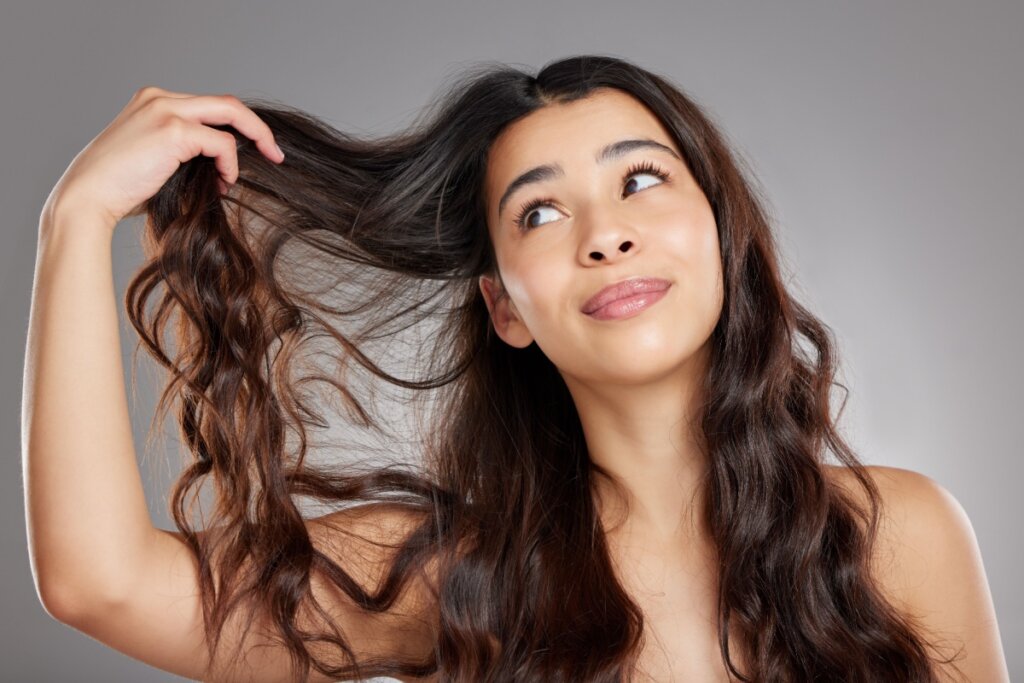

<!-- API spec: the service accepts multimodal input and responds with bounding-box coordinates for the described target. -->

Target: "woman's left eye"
[623,171,663,195]
[621,161,671,197]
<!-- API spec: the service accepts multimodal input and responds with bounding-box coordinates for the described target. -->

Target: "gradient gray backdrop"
[4,1,1020,680]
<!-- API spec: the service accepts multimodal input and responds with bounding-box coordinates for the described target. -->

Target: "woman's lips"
[581,277,672,319]
[584,287,670,321]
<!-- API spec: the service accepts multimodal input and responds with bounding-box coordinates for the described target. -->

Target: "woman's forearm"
[23,203,156,615]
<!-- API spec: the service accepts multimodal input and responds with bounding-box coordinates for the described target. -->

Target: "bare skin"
[480,88,721,548]
[479,88,1009,681]
[27,85,1006,681]
[479,87,726,679]
[476,87,739,679]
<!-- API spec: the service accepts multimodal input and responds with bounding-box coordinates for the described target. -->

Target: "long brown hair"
[126,54,963,681]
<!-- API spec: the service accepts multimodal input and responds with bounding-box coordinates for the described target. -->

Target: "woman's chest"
[614,544,750,681]
[628,589,744,682]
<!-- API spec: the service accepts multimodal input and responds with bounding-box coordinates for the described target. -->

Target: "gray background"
[3,1,1020,680]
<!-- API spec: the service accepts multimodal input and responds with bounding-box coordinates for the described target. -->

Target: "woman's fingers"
[172,94,285,164]
[182,123,242,187]
[47,86,286,227]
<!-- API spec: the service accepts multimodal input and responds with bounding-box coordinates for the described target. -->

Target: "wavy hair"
[125,54,963,681]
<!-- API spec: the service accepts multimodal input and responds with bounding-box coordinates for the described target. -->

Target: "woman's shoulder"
[823,462,940,496]
[824,463,957,515]
[823,464,1008,680]
[822,463,968,606]
[823,462,960,533]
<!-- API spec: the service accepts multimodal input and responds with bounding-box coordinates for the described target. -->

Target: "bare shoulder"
[823,464,1009,682]
[822,464,974,608]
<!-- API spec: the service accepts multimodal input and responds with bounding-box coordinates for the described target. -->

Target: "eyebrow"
[496,138,683,220]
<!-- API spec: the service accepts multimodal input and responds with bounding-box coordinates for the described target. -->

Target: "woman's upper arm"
[868,465,1010,682]
[54,502,438,683]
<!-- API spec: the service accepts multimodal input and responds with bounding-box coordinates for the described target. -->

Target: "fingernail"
[274,142,285,161]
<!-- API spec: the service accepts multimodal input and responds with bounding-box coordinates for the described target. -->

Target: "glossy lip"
[581,276,672,315]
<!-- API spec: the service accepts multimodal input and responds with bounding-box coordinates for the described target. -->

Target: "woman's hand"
[44,86,285,230]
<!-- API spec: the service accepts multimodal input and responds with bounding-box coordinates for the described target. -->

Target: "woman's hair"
[126,54,963,681]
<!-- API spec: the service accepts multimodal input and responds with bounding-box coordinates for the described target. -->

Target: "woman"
[25,55,1008,682]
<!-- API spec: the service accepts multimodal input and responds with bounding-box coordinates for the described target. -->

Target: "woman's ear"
[478,274,534,348]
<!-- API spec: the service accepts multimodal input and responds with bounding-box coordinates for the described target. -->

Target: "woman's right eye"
[518,204,561,230]
[513,196,560,231]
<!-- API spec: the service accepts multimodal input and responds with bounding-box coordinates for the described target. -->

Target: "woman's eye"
[511,195,561,231]
[520,205,561,230]
[623,171,664,196]
[513,162,670,231]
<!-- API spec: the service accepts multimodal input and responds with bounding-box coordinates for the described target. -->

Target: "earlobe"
[478,275,534,349]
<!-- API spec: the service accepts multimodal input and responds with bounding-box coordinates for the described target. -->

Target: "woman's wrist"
[39,190,119,246]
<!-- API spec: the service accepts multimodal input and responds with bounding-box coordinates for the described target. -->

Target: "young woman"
[25,55,1008,682]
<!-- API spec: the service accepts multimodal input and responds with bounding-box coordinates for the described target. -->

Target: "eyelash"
[511,160,672,231]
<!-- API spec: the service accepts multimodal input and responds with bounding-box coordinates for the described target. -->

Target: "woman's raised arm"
[24,84,284,616]
[22,89,438,681]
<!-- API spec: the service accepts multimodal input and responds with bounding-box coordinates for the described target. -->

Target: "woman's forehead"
[489,89,666,167]
[484,90,680,219]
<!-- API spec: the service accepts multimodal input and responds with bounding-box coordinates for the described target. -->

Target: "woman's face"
[481,87,724,386]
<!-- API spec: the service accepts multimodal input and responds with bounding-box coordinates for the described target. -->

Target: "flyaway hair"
[126,54,964,681]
